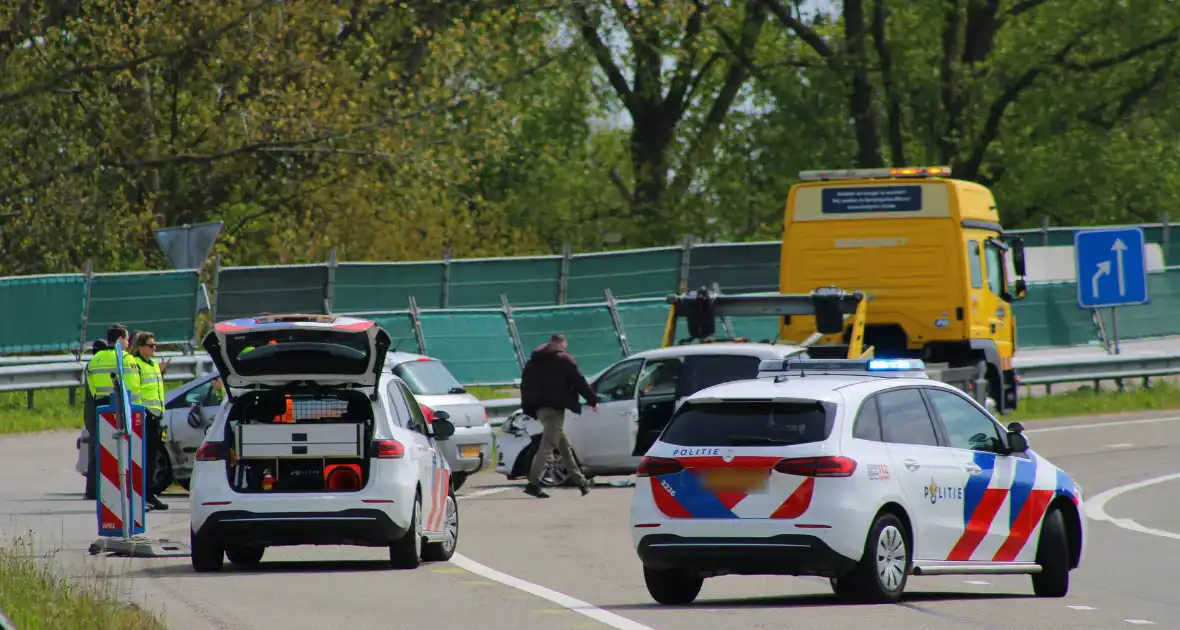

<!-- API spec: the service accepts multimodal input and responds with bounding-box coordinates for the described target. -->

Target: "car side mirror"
[1011,237,1027,277]
[1007,431,1029,454]
[186,403,204,429]
[1007,421,1024,434]
[431,417,456,440]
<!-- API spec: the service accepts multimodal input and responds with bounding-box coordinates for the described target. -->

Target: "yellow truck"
[777,166,1028,414]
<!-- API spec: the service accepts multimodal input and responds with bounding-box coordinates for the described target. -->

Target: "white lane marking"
[963,580,991,585]
[1084,472,1180,540]
[1125,620,1155,625]
[449,553,656,630]
[1025,416,1180,434]
[1106,443,1135,449]
[1068,605,1097,611]
[458,487,512,499]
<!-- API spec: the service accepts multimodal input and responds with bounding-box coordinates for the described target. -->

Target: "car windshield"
[660,400,835,447]
[393,360,466,396]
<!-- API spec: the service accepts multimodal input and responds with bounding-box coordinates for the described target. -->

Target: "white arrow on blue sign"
[1074,227,1149,309]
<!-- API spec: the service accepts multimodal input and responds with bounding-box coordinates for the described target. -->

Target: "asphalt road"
[3,411,1180,629]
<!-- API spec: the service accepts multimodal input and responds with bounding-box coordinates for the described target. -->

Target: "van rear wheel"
[226,545,265,567]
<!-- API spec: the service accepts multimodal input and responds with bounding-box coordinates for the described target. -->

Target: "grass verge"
[0,536,166,630]
[0,382,189,436]
[1008,381,1180,421]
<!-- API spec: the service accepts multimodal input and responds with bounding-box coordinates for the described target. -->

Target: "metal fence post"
[678,234,694,293]
[713,282,735,339]
[604,288,631,356]
[78,261,94,358]
[211,255,222,321]
[441,243,453,309]
[1163,212,1171,265]
[1040,217,1050,246]
[558,242,572,305]
[325,248,338,314]
[407,296,428,355]
[500,294,526,370]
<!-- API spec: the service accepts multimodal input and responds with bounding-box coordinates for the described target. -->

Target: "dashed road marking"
[449,553,656,630]
[459,487,513,499]
[963,580,990,585]
[1068,605,1097,610]
[1106,443,1134,449]
[1125,620,1155,625]
[431,567,467,574]
[1084,472,1180,540]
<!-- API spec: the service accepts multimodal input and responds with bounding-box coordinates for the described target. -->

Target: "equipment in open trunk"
[223,390,374,493]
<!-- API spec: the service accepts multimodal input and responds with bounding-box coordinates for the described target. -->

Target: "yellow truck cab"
[778,166,1029,414]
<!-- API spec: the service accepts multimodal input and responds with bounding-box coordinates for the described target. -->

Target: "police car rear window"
[660,400,836,447]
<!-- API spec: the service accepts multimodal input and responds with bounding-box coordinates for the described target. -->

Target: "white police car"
[629,358,1084,605]
[189,315,459,572]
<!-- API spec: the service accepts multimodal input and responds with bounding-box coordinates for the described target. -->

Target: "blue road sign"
[1075,227,1149,308]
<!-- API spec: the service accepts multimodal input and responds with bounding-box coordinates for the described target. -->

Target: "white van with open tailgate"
[189,314,461,572]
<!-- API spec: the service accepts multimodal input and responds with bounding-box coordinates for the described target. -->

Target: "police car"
[629,358,1084,604]
[189,315,459,572]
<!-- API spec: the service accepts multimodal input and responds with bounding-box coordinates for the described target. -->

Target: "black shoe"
[578,481,591,496]
[523,484,550,498]
[147,496,169,511]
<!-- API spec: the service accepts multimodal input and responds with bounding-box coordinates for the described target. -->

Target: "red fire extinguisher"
[262,469,275,491]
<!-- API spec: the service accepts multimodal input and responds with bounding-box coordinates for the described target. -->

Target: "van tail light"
[372,439,405,459]
[774,456,857,478]
[195,442,226,461]
[636,457,684,478]
[419,404,435,423]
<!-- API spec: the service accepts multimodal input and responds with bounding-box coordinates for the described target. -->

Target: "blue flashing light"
[868,358,925,371]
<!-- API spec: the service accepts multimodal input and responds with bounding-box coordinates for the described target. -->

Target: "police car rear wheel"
[389,492,423,569]
[643,566,703,605]
[841,513,910,603]
[1031,507,1070,597]
[423,490,459,562]
[226,545,265,566]
[190,530,224,573]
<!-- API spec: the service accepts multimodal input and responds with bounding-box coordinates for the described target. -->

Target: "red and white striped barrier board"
[94,342,146,538]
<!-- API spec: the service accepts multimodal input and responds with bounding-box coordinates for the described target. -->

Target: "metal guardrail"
[4,352,1180,422]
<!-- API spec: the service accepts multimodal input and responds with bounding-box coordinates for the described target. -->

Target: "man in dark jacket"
[519,334,598,498]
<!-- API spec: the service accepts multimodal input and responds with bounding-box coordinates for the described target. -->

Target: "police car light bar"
[758,357,927,375]
[798,166,951,181]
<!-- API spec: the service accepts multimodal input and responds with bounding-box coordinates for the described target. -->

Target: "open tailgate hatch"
[203,314,391,390]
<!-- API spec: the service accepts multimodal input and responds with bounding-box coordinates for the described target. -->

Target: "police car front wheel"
[643,566,704,605]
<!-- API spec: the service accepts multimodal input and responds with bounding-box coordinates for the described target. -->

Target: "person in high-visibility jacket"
[131,331,170,511]
[83,324,141,499]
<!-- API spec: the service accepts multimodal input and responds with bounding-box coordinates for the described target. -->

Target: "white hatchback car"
[495,343,805,486]
[189,315,460,572]
[630,358,1085,605]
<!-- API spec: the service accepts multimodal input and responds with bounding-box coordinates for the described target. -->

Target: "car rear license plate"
[702,468,768,492]
[460,445,481,458]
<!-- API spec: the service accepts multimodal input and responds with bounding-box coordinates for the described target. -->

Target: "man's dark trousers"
[82,390,101,500]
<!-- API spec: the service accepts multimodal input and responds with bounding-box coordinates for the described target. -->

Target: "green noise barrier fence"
[9,217,1180,358]
[0,270,202,354]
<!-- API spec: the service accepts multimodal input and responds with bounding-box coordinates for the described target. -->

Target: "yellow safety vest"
[85,348,142,404]
[134,356,165,415]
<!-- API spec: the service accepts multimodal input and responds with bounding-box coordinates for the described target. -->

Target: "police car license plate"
[460,445,480,458]
[702,468,768,492]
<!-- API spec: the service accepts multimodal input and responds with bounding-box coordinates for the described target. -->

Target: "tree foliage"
[1,0,1178,274]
